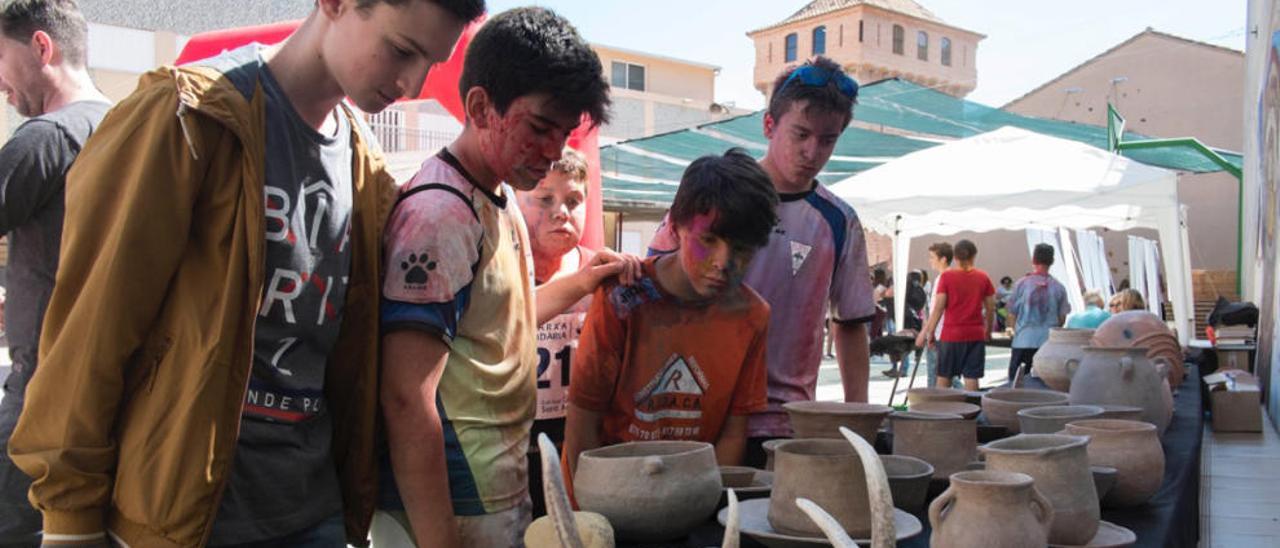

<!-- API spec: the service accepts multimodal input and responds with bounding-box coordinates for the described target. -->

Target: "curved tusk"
[796,498,858,548]
[721,488,740,548]
[539,433,586,548]
[840,426,896,548]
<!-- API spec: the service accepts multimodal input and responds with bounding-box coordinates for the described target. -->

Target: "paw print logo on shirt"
[401,251,437,285]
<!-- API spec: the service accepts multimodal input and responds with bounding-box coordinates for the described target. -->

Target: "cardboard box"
[1204,370,1263,432]
[1215,346,1254,373]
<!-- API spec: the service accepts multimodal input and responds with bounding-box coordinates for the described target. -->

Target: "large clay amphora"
[768,439,872,537]
[1032,328,1094,391]
[1068,347,1173,435]
[890,411,976,479]
[980,434,1099,545]
[574,441,721,542]
[1092,310,1186,389]
[929,470,1053,548]
[1063,419,1165,508]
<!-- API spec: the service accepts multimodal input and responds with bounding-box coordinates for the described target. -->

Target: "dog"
[869,330,924,377]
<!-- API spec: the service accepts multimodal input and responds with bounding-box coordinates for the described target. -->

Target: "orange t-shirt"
[570,257,770,445]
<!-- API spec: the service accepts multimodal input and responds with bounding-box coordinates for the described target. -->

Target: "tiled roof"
[750,0,943,34]
[80,0,312,35]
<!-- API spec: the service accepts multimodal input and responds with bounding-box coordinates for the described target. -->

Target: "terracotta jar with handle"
[1068,346,1173,435]
[980,434,1099,545]
[929,470,1053,548]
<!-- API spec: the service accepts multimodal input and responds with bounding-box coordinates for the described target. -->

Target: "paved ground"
[820,345,1014,406]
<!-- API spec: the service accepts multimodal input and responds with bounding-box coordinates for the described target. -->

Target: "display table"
[646,364,1203,547]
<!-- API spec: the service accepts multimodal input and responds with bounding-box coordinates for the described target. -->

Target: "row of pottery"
[1034,313,1186,395]
[1028,329,1175,436]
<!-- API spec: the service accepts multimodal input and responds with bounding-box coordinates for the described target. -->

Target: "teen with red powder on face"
[562,149,780,481]
[375,8,637,547]
[513,147,596,519]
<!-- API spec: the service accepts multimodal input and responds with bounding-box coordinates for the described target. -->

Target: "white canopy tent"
[830,127,1196,345]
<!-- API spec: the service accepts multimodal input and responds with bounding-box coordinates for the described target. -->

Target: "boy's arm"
[9,80,215,539]
[835,322,871,403]
[984,295,998,341]
[381,331,460,548]
[713,415,749,466]
[563,403,604,478]
[536,249,640,326]
[916,294,948,347]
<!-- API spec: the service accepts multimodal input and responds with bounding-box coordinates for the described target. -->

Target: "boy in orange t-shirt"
[563,149,779,476]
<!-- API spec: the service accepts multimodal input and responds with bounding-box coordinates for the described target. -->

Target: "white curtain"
[1144,238,1164,316]
[1126,235,1165,317]
[1128,236,1146,301]
[1056,227,1086,313]
[1075,229,1114,300]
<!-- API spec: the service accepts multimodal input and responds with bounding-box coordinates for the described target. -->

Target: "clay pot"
[768,439,873,537]
[1092,310,1185,389]
[1068,347,1173,435]
[981,389,1070,433]
[761,438,785,471]
[720,466,758,489]
[1095,404,1145,421]
[890,411,977,479]
[980,434,1100,545]
[1091,465,1119,502]
[929,470,1053,548]
[1063,419,1165,508]
[1032,328,1095,391]
[881,455,934,514]
[784,401,892,442]
[1017,405,1104,434]
[907,387,967,405]
[909,401,981,419]
[574,441,721,541]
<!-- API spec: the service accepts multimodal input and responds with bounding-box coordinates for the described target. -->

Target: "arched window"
[892,24,904,55]
[812,26,827,55]
[941,37,952,66]
[917,31,928,61]
[785,33,798,62]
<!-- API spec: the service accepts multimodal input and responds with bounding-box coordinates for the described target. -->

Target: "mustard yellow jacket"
[8,64,395,546]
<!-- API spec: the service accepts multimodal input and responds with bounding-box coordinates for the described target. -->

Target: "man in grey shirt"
[0,2,110,545]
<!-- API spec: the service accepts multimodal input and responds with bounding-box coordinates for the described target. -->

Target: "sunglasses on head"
[778,64,859,99]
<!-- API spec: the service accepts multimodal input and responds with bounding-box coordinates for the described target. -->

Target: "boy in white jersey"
[647,56,876,468]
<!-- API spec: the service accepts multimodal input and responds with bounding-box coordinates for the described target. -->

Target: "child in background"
[515,147,595,518]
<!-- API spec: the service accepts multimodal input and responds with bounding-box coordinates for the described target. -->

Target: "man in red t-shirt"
[916,240,995,390]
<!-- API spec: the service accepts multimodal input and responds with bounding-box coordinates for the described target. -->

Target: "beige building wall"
[1003,30,1244,277]
[594,45,717,104]
[591,44,742,141]
[749,4,982,98]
